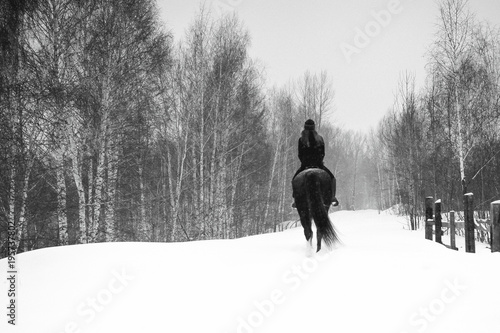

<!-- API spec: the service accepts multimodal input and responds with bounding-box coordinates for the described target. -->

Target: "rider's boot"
[331,178,339,207]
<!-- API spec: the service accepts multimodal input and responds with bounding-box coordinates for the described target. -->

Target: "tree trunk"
[209,112,219,237]
[56,156,68,246]
[280,134,290,227]
[67,118,87,244]
[161,156,169,241]
[138,161,148,240]
[264,132,281,226]
[228,145,243,238]
[167,145,178,242]
[456,88,467,194]
[16,158,33,253]
[104,143,117,242]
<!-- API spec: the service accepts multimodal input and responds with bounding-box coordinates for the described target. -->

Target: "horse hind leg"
[316,230,323,252]
[299,209,313,243]
[305,226,313,244]
[306,230,313,248]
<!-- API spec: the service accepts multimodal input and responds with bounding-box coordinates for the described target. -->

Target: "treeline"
[0,0,377,257]
[376,0,500,228]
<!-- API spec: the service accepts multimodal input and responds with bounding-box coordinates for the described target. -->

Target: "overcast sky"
[157,0,500,133]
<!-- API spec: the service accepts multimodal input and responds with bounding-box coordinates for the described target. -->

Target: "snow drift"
[1,210,499,333]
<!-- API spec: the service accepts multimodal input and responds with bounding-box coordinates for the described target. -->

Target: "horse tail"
[306,172,339,249]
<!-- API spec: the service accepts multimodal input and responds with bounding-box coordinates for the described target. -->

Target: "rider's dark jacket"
[298,130,325,168]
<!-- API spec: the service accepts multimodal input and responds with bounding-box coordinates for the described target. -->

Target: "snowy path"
[1,210,499,333]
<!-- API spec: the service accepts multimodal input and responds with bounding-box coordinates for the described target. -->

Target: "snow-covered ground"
[1,210,499,333]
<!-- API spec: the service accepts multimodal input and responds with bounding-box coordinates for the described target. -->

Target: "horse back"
[292,168,332,204]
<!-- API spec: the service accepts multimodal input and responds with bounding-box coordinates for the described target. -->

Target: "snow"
[2,210,500,333]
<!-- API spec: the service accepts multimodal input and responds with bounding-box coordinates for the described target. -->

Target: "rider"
[292,119,338,207]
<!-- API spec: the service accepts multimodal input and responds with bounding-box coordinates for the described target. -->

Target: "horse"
[292,168,339,252]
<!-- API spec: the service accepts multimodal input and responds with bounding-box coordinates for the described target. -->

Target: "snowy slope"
[1,210,500,333]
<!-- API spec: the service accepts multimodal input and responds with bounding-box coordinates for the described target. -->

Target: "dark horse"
[292,168,339,252]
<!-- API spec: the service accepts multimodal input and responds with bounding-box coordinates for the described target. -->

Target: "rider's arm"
[318,136,325,160]
[298,138,304,163]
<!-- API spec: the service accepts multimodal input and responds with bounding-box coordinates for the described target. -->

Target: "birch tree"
[431,0,475,194]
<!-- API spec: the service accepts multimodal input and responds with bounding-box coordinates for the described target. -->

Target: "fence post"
[449,210,457,250]
[425,196,433,241]
[491,200,500,252]
[464,193,475,253]
[435,199,442,244]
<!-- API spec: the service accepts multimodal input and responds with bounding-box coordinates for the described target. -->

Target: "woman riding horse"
[292,119,338,207]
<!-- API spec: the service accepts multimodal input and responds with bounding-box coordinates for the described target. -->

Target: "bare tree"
[296,70,334,129]
[431,0,475,194]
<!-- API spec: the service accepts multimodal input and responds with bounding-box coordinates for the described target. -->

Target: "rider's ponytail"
[302,119,317,148]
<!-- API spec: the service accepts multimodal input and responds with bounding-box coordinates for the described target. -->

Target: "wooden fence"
[424,194,500,253]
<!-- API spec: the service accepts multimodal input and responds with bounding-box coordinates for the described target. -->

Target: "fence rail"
[424,194,500,253]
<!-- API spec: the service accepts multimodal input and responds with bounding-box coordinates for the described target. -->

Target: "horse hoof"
[305,242,313,257]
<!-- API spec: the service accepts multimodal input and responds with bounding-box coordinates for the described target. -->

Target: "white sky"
[157,0,500,133]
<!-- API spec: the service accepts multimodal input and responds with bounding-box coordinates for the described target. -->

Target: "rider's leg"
[319,164,338,206]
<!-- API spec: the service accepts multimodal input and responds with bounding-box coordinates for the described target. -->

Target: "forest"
[1,0,499,257]
[378,0,500,229]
